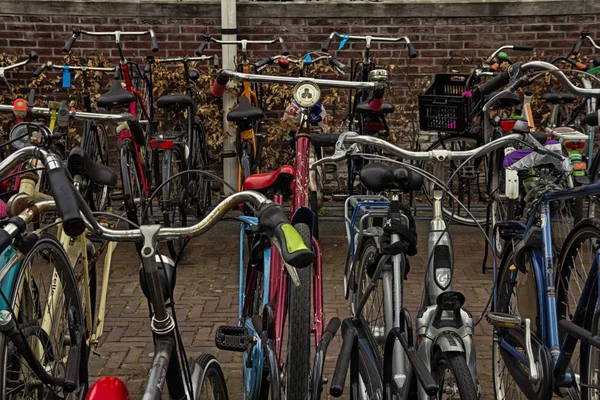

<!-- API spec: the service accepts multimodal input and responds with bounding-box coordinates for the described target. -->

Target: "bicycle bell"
[293,81,321,108]
[368,69,388,82]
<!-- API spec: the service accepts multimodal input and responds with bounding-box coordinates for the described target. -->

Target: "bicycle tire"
[162,145,188,261]
[556,219,600,400]
[0,235,87,399]
[81,123,110,212]
[309,190,320,240]
[424,133,487,226]
[73,244,97,342]
[192,353,229,400]
[285,222,311,400]
[432,351,478,400]
[120,142,144,227]
[191,117,212,218]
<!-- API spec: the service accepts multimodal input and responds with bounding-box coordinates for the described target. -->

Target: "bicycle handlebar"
[322,32,416,58]
[63,27,159,53]
[33,61,115,78]
[484,45,534,64]
[195,34,288,57]
[0,51,38,74]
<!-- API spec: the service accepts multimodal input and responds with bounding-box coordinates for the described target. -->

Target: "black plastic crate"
[418,73,470,133]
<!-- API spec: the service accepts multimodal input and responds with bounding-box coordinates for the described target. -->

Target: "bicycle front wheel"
[432,351,478,400]
[162,146,188,260]
[192,354,229,400]
[0,235,87,399]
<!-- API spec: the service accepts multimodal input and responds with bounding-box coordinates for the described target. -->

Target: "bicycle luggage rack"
[418,73,470,133]
[344,195,390,259]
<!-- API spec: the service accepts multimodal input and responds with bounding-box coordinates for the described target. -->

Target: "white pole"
[221,0,237,195]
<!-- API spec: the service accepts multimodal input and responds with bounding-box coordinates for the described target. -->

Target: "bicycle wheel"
[82,123,110,212]
[492,242,553,399]
[432,351,478,400]
[424,134,487,226]
[284,223,311,400]
[162,146,188,261]
[192,354,229,400]
[0,235,87,399]
[120,141,144,227]
[556,219,600,400]
[190,117,212,218]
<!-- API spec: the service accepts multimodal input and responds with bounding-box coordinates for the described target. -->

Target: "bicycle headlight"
[9,123,33,150]
[293,81,320,108]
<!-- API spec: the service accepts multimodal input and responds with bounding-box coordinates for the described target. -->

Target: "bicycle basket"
[418,73,469,133]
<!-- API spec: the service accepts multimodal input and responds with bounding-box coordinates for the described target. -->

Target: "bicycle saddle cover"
[157,94,194,109]
[359,162,423,192]
[227,97,264,123]
[67,147,118,187]
[97,79,136,109]
[355,100,394,115]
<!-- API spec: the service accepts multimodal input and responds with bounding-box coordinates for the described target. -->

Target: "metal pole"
[221,0,238,195]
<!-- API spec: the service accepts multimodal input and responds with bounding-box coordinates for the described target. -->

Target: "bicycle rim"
[0,235,86,399]
[193,354,229,400]
[120,143,144,226]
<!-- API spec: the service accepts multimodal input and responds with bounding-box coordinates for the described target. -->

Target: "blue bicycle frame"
[494,181,600,387]
[0,246,24,310]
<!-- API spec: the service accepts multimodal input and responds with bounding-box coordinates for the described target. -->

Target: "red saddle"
[244,165,295,196]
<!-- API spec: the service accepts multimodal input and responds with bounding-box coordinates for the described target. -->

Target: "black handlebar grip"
[151,36,159,52]
[280,40,290,56]
[195,40,208,56]
[257,203,315,269]
[324,317,341,336]
[255,57,273,69]
[478,70,510,96]
[127,120,146,146]
[513,45,533,51]
[0,230,13,255]
[407,43,417,58]
[29,51,39,61]
[63,35,77,53]
[329,57,346,71]
[46,168,84,236]
[321,37,332,52]
[330,323,356,397]
[33,65,46,78]
[584,111,599,127]
[211,72,229,98]
[573,38,583,56]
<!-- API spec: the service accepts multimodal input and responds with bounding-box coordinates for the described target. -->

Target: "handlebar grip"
[0,230,13,255]
[321,37,332,52]
[29,51,39,61]
[195,40,208,56]
[513,45,533,51]
[369,88,385,111]
[255,57,274,69]
[329,57,346,71]
[324,317,341,336]
[330,323,355,397]
[151,36,159,53]
[46,168,84,236]
[127,120,146,146]
[63,35,77,53]
[211,72,229,98]
[573,38,583,56]
[280,40,290,56]
[33,65,46,78]
[407,42,417,58]
[258,203,314,269]
[576,61,588,70]
[478,70,510,96]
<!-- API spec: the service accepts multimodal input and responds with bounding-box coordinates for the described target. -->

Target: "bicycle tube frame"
[237,64,259,191]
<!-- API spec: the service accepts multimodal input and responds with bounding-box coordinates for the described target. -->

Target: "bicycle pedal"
[486,312,521,328]
[215,325,252,352]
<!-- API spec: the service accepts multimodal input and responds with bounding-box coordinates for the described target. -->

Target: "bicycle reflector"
[500,119,517,132]
[12,98,27,119]
[150,139,174,150]
[565,141,585,150]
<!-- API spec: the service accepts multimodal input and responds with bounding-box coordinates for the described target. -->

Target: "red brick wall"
[2,14,599,100]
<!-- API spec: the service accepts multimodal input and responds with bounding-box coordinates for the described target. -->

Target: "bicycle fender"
[290,206,314,234]
[434,333,464,353]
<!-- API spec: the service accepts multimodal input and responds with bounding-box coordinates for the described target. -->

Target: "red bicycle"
[63,27,158,227]
[212,63,386,399]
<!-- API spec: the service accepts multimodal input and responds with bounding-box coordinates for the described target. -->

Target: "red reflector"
[500,120,517,132]
[573,161,587,170]
[150,140,174,149]
[565,141,585,149]
[364,122,385,131]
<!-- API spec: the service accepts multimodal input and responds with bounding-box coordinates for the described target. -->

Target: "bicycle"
[321,32,417,196]
[479,61,600,400]
[0,51,38,98]
[144,54,217,259]
[212,68,383,399]
[1,137,314,399]
[32,61,118,212]
[63,27,158,229]
[197,34,289,192]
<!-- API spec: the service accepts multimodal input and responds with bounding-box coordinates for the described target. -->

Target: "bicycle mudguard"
[513,227,542,272]
[434,333,464,353]
[290,206,315,235]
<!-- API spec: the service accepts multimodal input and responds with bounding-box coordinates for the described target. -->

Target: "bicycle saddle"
[541,92,578,105]
[484,91,521,108]
[157,94,194,109]
[243,165,294,197]
[67,147,118,187]
[584,111,599,127]
[97,79,136,109]
[310,132,339,148]
[359,162,423,192]
[227,97,265,123]
[355,100,394,115]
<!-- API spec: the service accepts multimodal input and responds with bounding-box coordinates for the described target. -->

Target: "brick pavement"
[89,220,496,398]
